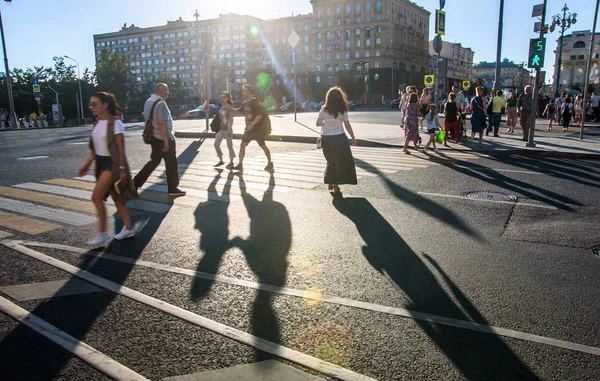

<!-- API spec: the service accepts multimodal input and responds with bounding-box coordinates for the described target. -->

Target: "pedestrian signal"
[528,38,546,68]
[424,75,435,86]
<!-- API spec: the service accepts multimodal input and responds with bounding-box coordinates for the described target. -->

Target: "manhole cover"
[465,191,517,202]
[17,155,49,160]
[592,245,600,257]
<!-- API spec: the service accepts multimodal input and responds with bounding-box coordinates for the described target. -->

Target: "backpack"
[562,104,571,117]
[486,97,493,115]
[143,99,162,144]
[210,107,221,132]
[548,104,555,114]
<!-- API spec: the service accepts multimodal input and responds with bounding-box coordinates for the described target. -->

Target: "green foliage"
[95,49,135,108]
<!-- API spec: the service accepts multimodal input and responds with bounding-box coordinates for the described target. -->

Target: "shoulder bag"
[143,99,162,144]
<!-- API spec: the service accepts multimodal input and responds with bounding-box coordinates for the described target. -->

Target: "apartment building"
[428,40,474,96]
[552,30,600,94]
[94,1,430,105]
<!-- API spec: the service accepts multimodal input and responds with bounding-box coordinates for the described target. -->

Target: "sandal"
[328,184,333,190]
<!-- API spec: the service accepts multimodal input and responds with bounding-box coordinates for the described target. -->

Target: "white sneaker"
[87,233,110,246]
[115,226,136,241]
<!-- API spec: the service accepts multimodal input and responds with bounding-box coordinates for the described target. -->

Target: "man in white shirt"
[590,92,600,122]
[134,83,185,196]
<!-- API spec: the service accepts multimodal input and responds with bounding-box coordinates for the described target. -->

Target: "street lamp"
[0,1,17,128]
[551,3,577,97]
[64,55,85,125]
[189,10,212,131]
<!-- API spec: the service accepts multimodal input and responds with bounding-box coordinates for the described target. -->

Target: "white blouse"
[317,106,348,136]
[91,119,124,156]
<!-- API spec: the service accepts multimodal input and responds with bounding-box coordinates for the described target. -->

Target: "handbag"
[316,136,322,149]
[143,99,162,144]
[210,107,221,132]
[436,129,445,144]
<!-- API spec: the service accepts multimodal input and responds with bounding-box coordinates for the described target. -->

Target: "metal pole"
[0,9,17,128]
[391,55,394,102]
[554,5,568,98]
[205,36,210,132]
[493,0,504,92]
[64,56,85,125]
[75,92,80,123]
[294,61,297,121]
[580,0,599,140]
[527,0,548,147]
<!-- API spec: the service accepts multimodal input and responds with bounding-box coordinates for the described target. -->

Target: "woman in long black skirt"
[316,87,357,194]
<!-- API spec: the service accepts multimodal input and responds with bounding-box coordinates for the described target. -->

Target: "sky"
[0,0,596,76]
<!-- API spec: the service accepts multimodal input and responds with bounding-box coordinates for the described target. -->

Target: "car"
[186,104,219,119]
[348,100,357,111]
[267,105,278,114]
[281,101,303,112]
[390,99,400,109]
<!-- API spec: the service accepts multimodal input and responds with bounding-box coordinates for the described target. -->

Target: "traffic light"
[528,38,546,68]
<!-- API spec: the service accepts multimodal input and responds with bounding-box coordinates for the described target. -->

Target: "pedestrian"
[517,85,533,141]
[399,86,410,124]
[419,88,430,129]
[591,92,600,122]
[78,92,137,245]
[561,97,573,131]
[316,86,357,194]
[555,92,566,124]
[214,91,236,169]
[506,92,518,134]
[573,94,583,127]
[542,99,556,131]
[443,92,460,145]
[133,83,186,196]
[402,93,421,153]
[453,86,468,120]
[490,90,506,137]
[469,86,489,148]
[423,104,442,153]
[231,85,273,172]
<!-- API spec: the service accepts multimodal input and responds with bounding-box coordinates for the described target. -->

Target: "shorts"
[96,155,112,173]
[427,128,437,135]
[241,129,266,146]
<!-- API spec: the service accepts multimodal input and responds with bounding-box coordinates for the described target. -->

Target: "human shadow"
[0,140,204,380]
[231,172,291,361]
[333,196,539,380]
[190,170,235,301]
[355,158,482,241]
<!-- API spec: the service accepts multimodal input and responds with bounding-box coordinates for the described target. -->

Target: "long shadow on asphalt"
[353,158,482,240]
[332,196,539,380]
[0,139,204,380]
[192,171,291,361]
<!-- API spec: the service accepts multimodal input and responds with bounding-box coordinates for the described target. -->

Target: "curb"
[174,131,600,160]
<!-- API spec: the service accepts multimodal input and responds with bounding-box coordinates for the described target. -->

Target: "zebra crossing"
[0,147,479,237]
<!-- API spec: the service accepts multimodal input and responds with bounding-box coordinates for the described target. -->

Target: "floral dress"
[404,102,421,142]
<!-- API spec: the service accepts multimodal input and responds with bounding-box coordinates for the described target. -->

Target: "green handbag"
[436,129,446,144]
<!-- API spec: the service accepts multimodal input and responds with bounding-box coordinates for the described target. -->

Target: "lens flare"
[303,287,323,307]
[293,323,355,367]
[250,25,259,36]
[256,72,272,92]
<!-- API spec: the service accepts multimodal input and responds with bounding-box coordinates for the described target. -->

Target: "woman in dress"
[469,86,489,148]
[506,92,518,134]
[214,91,236,169]
[79,92,138,245]
[316,87,357,194]
[402,93,421,153]
[574,94,583,127]
[419,87,430,129]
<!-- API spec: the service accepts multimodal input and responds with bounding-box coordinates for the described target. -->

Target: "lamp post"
[64,55,85,125]
[0,4,17,128]
[551,3,577,97]
[190,10,212,131]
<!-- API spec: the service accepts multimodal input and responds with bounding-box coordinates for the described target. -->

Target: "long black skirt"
[322,133,357,185]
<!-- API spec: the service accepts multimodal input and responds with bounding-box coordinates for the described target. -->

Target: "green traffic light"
[531,54,541,67]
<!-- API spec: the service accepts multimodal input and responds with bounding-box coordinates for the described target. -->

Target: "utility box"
[52,104,63,127]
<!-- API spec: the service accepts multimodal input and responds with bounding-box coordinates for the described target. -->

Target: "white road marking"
[0,197,96,225]
[15,240,600,358]
[0,295,150,381]
[452,165,546,175]
[2,241,376,381]
[0,230,13,239]
[417,192,559,210]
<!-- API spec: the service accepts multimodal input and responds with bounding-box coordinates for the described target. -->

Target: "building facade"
[473,59,532,91]
[428,41,474,97]
[552,30,600,94]
[94,0,430,107]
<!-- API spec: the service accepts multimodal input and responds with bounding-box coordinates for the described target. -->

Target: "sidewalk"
[174,113,600,159]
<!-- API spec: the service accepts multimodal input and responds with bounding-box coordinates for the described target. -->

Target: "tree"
[95,49,136,111]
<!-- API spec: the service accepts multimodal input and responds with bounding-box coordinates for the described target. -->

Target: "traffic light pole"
[526,0,547,148]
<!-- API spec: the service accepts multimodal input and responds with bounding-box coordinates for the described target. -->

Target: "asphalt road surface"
[0,125,598,381]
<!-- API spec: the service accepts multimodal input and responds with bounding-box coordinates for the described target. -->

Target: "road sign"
[528,38,546,68]
[532,4,544,17]
[32,84,41,93]
[462,80,471,89]
[440,0,445,9]
[288,30,300,49]
[289,49,298,64]
[435,10,446,35]
[32,78,39,85]
[432,34,443,54]
[424,75,435,86]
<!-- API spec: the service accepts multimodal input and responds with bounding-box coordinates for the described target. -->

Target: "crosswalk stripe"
[138,180,242,202]
[271,153,426,171]
[175,168,319,190]
[247,156,406,173]
[177,167,325,185]
[299,148,480,161]
[274,151,442,165]
[238,159,382,176]
[0,197,96,226]
[0,186,112,215]
[350,145,479,157]
[0,230,13,239]
[13,183,171,214]
[0,213,60,235]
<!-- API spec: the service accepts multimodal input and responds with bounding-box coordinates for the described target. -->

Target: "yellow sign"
[424,75,435,86]
[462,80,471,89]
[435,10,446,35]
[32,84,41,93]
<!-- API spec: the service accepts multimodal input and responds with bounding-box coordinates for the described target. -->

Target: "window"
[346,41,351,50]
[366,39,371,48]
[345,30,351,39]
[376,0,382,11]
[316,76,321,83]
[366,1,371,10]
[346,52,350,58]
[304,45,309,53]
[355,52,360,58]
[573,41,585,49]
[336,5,341,15]
[357,64,362,71]
[305,35,309,43]
[356,40,361,47]
[570,55,577,60]
[375,38,381,47]
[356,3,361,13]
[375,62,379,68]
[318,43,323,50]
[327,7,332,16]
[375,50,380,56]
[318,32,322,39]
[578,55,584,60]
[365,51,370,57]
[344,63,349,70]
[317,55,322,61]
[356,28,361,36]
